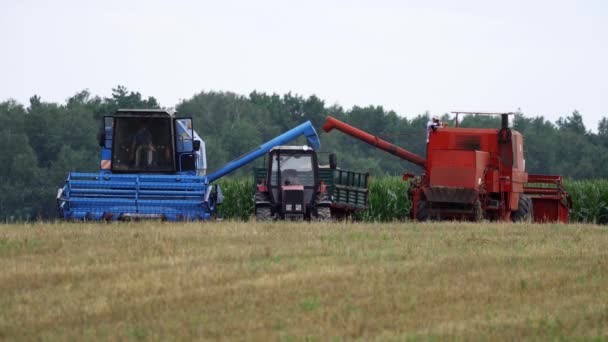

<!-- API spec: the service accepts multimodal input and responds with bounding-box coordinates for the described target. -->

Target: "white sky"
[1,0,606,130]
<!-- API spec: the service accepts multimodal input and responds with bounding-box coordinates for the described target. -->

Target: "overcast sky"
[1,0,606,130]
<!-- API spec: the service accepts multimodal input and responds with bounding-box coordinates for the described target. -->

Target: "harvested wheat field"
[0,221,607,340]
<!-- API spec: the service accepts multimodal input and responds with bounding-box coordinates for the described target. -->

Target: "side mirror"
[193,140,201,151]
[329,153,337,169]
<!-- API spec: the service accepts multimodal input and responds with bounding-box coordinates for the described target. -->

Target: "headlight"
[295,204,302,211]
[286,204,292,211]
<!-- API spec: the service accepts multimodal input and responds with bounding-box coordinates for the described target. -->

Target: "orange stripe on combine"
[101,160,111,169]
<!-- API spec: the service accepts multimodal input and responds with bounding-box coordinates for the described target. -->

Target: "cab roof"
[114,109,175,117]
[269,145,313,152]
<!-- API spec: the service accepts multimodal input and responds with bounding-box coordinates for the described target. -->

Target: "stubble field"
[0,221,607,340]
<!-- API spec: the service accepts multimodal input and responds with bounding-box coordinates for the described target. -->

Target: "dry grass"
[0,221,607,341]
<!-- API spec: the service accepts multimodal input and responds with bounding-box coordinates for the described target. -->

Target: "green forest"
[1,86,607,221]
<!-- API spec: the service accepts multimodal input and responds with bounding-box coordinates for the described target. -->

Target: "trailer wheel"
[511,194,533,223]
[416,200,429,221]
[255,206,272,221]
[316,206,332,221]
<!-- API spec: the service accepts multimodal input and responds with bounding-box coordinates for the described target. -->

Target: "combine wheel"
[511,194,533,223]
[415,200,429,221]
[255,206,272,221]
[473,200,484,222]
[316,206,332,221]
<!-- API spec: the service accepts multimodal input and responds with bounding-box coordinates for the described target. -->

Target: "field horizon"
[1,221,607,340]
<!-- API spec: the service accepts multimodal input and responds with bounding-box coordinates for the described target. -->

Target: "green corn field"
[215,178,255,221]
[355,177,411,222]
[216,176,608,224]
[565,179,608,224]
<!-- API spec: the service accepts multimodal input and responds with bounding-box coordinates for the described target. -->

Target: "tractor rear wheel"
[254,190,272,221]
[415,200,429,221]
[316,206,331,221]
[511,194,533,222]
[255,206,272,221]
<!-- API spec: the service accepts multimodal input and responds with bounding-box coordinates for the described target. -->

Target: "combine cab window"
[112,117,174,173]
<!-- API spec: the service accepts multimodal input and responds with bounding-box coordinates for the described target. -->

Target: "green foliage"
[565,179,608,224]
[356,177,411,222]
[215,178,254,221]
[557,110,587,135]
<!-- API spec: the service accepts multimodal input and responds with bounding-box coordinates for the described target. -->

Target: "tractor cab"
[99,109,206,175]
[266,146,319,219]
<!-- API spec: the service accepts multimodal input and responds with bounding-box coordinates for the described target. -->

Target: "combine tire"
[473,200,484,222]
[415,200,429,221]
[255,206,272,221]
[316,206,332,221]
[511,194,533,223]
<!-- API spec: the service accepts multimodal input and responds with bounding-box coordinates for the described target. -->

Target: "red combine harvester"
[322,113,571,223]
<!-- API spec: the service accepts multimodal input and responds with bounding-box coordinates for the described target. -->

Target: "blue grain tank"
[57,109,320,221]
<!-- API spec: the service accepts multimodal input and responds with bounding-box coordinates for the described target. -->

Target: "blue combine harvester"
[57,109,320,221]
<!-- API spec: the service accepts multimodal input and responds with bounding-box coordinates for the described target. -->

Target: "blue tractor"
[57,109,320,221]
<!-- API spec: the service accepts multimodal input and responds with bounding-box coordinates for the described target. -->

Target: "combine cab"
[323,113,571,223]
[57,109,321,221]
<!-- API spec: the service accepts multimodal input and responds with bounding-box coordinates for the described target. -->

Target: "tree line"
[1,86,607,221]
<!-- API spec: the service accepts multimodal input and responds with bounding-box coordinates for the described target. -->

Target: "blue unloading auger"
[57,109,320,221]
[206,121,321,182]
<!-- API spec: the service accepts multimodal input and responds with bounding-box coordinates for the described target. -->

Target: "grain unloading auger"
[323,115,571,223]
[57,109,320,221]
